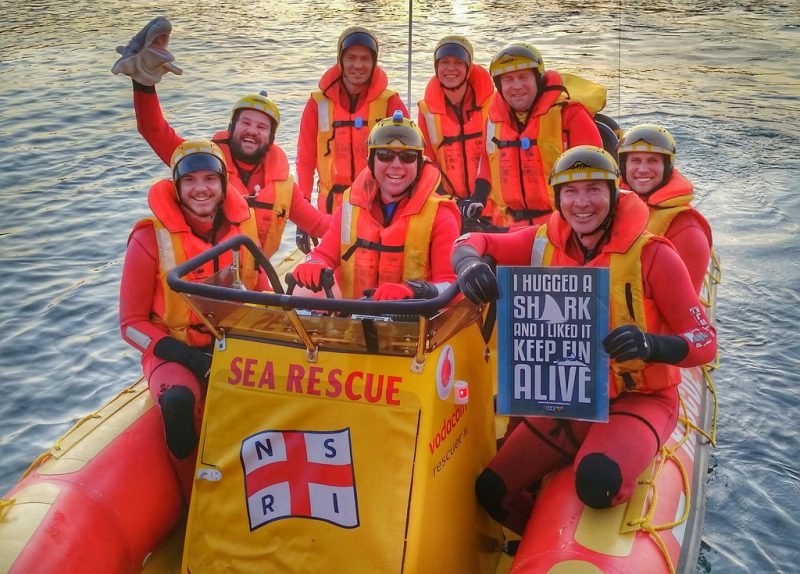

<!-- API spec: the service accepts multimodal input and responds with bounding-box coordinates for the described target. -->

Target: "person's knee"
[575,453,622,509]
[158,386,198,459]
[475,468,509,523]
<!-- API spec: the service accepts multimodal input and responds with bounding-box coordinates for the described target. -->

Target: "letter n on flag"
[241,428,359,531]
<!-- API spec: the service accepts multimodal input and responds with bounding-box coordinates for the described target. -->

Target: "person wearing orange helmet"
[120,139,268,499]
[474,43,603,230]
[295,26,409,217]
[617,124,712,294]
[292,112,460,301]
[417,35,495,222]
[452,146,716,534]
[113,18,331,257]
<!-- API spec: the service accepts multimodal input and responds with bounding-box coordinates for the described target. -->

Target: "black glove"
[457,260,499,304]
[603,325,690,364]
[460,217,509,234]
[296,229,311,254]
[457,197,484,220]
[602,325,653,362]
[406,280,440,299]
[153,337,212,382]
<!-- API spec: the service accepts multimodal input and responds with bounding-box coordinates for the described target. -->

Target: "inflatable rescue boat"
[0,237,719,574]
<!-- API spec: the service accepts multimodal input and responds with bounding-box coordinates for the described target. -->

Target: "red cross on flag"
[241,428,359,530]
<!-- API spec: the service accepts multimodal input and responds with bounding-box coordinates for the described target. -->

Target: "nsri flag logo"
[241,428,359,530]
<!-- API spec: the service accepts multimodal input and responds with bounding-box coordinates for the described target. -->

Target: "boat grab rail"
[167,234,462,318]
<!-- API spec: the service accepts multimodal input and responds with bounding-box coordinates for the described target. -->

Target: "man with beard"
[417,35,495,225]
[296,26,408,218]
[114,19,330,257]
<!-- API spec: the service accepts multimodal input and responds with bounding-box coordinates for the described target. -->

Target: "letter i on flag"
[241,428,359,530]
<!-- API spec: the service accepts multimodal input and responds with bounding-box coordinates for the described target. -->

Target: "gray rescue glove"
[111,17,183,86]
[457,197,484,219]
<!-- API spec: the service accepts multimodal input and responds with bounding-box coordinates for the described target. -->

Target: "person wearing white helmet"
[120,139,267,500]
[292,112,460,301]
[452,146,716,534]
[417,35,494,223]
[618,124,712,294]
[113,18,331,257]
[475,43,603,230]
[295,26,409,217]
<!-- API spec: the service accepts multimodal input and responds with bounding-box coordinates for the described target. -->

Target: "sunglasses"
[374,149,420,164]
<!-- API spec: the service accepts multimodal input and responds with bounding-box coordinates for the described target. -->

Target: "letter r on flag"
[241,428,359,530]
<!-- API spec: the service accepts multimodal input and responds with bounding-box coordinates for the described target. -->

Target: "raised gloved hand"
[457,197,484,220]
[111,17,183,86]
[153,336,212,382]
[296,229,312,254]
[602,325,653,362]
[457,261,499,304]
[292,260,329,292]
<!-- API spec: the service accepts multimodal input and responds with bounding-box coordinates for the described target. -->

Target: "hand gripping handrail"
[166,235,461,318]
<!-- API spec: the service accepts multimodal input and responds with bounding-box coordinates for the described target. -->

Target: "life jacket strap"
[341,238,404,262]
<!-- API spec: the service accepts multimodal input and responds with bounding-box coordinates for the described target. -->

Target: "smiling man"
[113,19,330,257]
[451,145,716,533]
[296,26,408,217]
[417,36,494,214]
[476,43,602,230]
[292,112,460,301]
[617,124,712,294]
[120,139,267,499]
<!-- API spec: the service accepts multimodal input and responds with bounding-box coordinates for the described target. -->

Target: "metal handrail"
[166,235,461,318]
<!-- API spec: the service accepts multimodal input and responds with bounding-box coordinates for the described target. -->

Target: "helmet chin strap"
[573,208,614,262]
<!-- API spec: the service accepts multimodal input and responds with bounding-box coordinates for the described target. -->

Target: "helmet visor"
[369,126,424,150]
[618,129,675,156]
[174,154,226,181]
[435,43,471,65]
[491,44,543,77]
[341,32,378,55]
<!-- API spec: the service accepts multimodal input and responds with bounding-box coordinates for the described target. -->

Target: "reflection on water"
[1,1,799,572]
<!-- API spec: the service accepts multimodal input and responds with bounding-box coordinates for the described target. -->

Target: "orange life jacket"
[133,179,259,347]
[312,65,396,214]
[337,162,453,299]
[626,169,713,247]
[483,70,574,228]
[212,132,294,257]
[530,193,680,398]
[417,64,494,199]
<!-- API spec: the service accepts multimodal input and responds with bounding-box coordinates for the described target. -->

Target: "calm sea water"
[1,1,798,572]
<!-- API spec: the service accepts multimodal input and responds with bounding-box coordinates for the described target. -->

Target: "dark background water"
[1,1,798,572]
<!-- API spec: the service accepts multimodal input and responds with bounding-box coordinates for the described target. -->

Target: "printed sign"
[496,266,610,422]
[241,428,359,530]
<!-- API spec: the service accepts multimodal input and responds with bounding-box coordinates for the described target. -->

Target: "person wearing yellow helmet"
[417,35,495,224]
[474,42,603,230]
[113,18,331,258]
[120,137,267,499]
[451,145,716,534]
[296,26,409,216]
[292,111,460,301]
[617,124,712,294]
